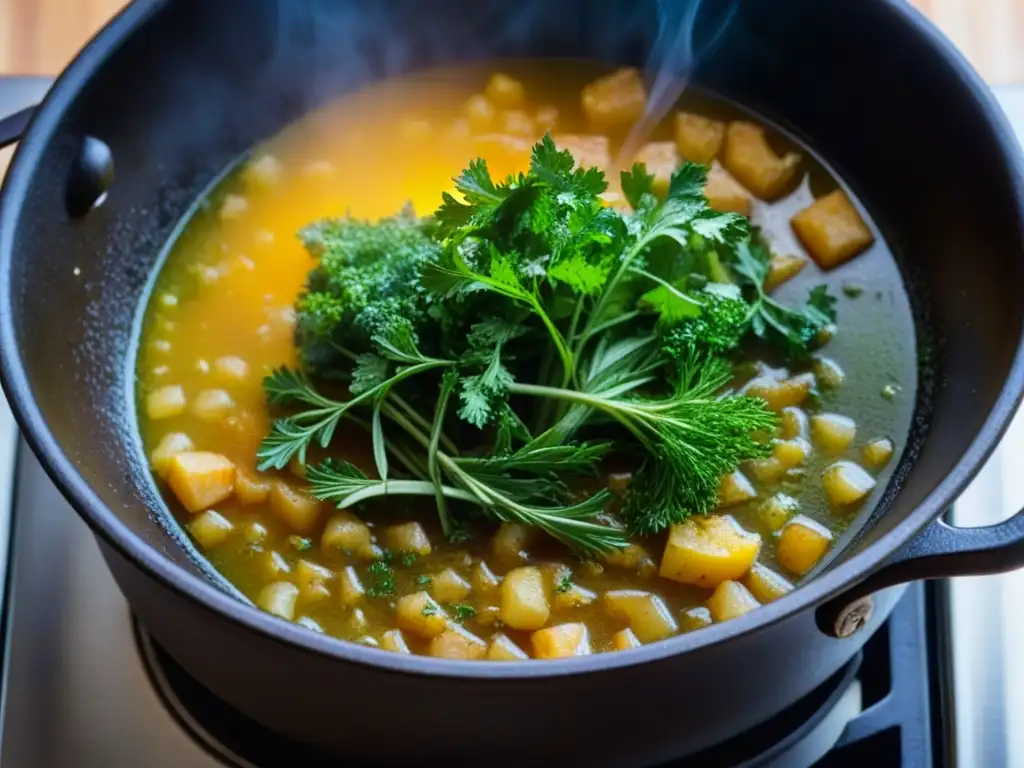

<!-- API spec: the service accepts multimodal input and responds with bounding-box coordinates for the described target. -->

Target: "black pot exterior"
[1,0,1022,762]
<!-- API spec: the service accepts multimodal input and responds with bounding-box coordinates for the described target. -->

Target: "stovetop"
[0,79,1022,768]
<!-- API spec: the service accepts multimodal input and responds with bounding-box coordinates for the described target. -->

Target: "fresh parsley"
[451,603,476,623]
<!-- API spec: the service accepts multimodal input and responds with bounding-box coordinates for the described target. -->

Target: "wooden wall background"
[0,0,1019,82]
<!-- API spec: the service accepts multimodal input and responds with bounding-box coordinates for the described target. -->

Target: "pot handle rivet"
[832,596,874,638]
[66,136,113,218]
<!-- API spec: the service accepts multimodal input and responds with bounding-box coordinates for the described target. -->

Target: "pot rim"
[2,0,1023,680]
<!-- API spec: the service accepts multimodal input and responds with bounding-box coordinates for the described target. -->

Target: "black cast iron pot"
[1,0,1023,764]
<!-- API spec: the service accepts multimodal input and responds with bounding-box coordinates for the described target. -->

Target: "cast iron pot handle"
[0,106,33,150]
[816,510,1024,637]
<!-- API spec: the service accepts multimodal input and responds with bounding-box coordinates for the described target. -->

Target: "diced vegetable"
[500,566,550,630]
[384,522,431,556]
[165,451,235,513]
[774,437,812,469]
[472,561,502,599]
[381,629,411,653]
[822,461,876,506]
[707,581,761,622]
[471,134,531,175]
[633,141,679,198]
[243,521,268,546]
[603,590,678,643]
[675,112,725,163]
[717,470,756,508]
[744,373,814,412]
[530,623,591,659]
[268,481,321,534]
[243,154,283,188]
[431,568,472,603]
[258,582,299,620]
[395,591,448,639]
[535,105,559,133]
[679,606,713,631]
[492,522,537,562]
[500,109,535,138]
[757,493,800,531]
[813,357,846,390]
[322,511,373,557]
[218,194,248,220]
[723,121,801,199]
[554,584,597,610]
[811,413,857,455]
[462,94,497,133]
[779,407,809,440]
[296,616,323,633]
[428,626,487,660]
[349,608,368,631]
[601,542,656,576]
[581,67,646,130]
[552,134,610,170]
[294,559,335,603]
[338,565,365,607]
[777,515,833,575]
[147,385,187,420]
[742,563,794,604]
[791,189,875,269]
[764,254,807,292]
[213,355,249,382]
[234,469,271,505]
[263,550,291,579]
[187,510,234,549]
[485,73,526,109]
[150,432,194,478]
[606,471,632,494]
[745,457,785,484]
[704,166,751,216]
[659,514,761,588]
[862,438,895,469]
[487,634,529,660]
[612,628,642,650]
[191,389,235,422]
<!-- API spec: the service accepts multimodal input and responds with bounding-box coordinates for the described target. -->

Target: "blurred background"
[0,0,1019,84]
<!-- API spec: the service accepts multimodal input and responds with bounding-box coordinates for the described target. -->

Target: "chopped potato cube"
[606,471,632,494]
[601,543,656,576]
[603,590,678,643]
[147,385,187,420]
[487,633,529,660]
[757,493,800,531]
[500,109,534,138]
[428,626,487,660]
[166,451,235,513]
[634,141,679,197]
[463,94,497,133]
[660,514,761,588]
[492,522,537,562]
[234,469,271,505]
[813,357,846,390]
[263,550,291,579]
[243,154,283,188]
[764,254,807,292]
[581,67,646,130]
[745,457,786,484]
[243,521,268,546]
[431,568,472,603]
[395,591,448,639]
[535,105,559,133]
[191,388,235,422]
[384,522,431,556]
[294,559,334,603]
[717,470,756,507]
[500,566,550,631]
[219,194,248,220]
[554,584,598,610]
[723,121,801,199]
[744,373,815,411]
[338,565,365,607]
[380,629,411,653]
[349,608,368,632]
[295,616,323,633]
[531,623,591,659]
[822,461,877,506]
[553,134,611,170]
[213,355,249,382]
[187,510,234,549]
[707,580,760,622]
[258,582,299,620]
[485,73,526,109]
[322,511,373,556]
[778,515,833,575]
[779,407,810,440]
[705,166,751,216]
[472,561,502,599]
[774,437,812,469]
[680,606,713,632]
[791,190,874,269]
[150,432,194,478]
[675,112,726,163]
[612,628,642,650]
[811,413,857,455]
[268,481,321,534]
[742,563,794,604]
[862,438,895,469]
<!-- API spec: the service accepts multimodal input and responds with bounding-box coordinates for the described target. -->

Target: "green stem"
[428,377,457,535]
[389,392,459,456]
[628,266,703,310]
[508,382,652,447]
[337,480,479,508]
[528,296,574,389]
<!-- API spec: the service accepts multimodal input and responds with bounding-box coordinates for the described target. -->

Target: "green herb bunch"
[256,136,836,554]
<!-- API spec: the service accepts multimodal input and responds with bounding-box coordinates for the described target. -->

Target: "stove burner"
[132,583,940,767]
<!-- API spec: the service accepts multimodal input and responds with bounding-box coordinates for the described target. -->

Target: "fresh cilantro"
[286,535,313,552]
[366,558,396,598]
[422,603,439,617]
[451,603,476,622]
[554,573,574,594]
[416,574,432,586]
[401,552,418,567]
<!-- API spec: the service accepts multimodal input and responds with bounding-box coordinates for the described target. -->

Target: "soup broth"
[136,61,916,660]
